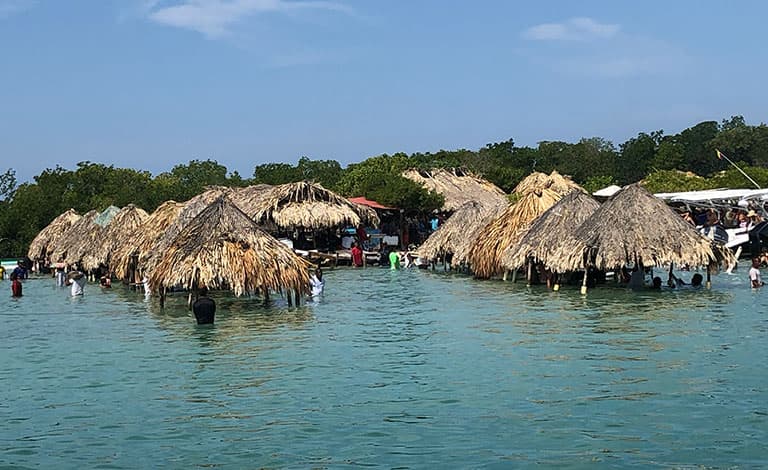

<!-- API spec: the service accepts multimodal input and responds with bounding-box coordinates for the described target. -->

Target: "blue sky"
[1,0,767,183]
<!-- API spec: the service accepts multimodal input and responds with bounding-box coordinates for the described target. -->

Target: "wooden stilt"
[287,291,293,307]
[553,271,560,291]
[511,269,517,283]
[581,268,588,295]
[294,290,301,306]
[160,286,166,309]
[526,261,533,287]
[503,270,509,281]
[706,267,712,289]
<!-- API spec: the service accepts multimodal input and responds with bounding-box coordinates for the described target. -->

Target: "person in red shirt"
[11,273,22,297]
[351,242,364,268]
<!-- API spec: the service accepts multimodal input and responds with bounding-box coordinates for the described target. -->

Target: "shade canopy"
[502,190,600,270]
[402,168,507,212]
[244,181,379,231]
[49,210,101,266]
[548,183,733,273]
[148,196,312,297]
[27,209,81,260]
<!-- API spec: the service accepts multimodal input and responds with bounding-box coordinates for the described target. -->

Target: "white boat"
[655,188,768,258]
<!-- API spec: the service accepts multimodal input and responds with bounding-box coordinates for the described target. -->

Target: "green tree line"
[2,115,768,257]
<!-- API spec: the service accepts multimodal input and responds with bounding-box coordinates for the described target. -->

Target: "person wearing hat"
[747,209,762,223]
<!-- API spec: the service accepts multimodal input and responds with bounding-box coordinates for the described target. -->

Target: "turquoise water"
[1,268,766,468]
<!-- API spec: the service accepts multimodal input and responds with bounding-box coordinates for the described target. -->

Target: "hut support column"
[511,269,517,283]
[294,290,301,306]
[503,270,509,282]
[526,261,533,287]
[553,272,560,291]
[706,267,712,289]
[581,269,589,295]
[160,286,166,309]
[287,291,293,307]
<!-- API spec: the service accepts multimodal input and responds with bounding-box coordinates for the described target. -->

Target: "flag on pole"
[716,149,724,160]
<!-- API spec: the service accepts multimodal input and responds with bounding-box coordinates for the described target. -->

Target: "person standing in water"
[67,269,86,296]
[10,273,22,297]
[389,250,400,270]
[310,267,325,298]
[749,258,764,288]
[192,287,216,324]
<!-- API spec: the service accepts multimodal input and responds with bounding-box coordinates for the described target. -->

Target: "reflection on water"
[0,268,766,468]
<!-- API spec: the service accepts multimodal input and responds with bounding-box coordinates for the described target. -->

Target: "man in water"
[749,258,764,288]
[192,287,216,324]
[310,267,324,298]
[389,250,400,270]
[351,242,364,268]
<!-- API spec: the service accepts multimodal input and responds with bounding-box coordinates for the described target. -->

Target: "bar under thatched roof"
[245,181,379,231]
[49,210,101,266]
[501,190,601,271]
[148,196,312,297]
[111,200,185,282]
[547,183,733,273]
[27,209,81,260]
[467,188,562,279]
[402,168,507,212]
[84,204,149,272]
[416,200,504,264]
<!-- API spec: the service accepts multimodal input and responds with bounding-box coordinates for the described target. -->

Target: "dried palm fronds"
[402,168,507,212]
[548,183,733,273]
[27,209,81,260]
[149,196,312,297]
[84,204,148,272]
[142,186,235,270]
[467,188,562,278]
[502,190,600,270]
[513,170,582,197]
[49,210,101,266]
[111,200,185,281]
[247,181,379,230]
[417,200,505,263]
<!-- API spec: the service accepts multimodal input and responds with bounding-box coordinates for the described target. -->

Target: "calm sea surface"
[1,267,766,468]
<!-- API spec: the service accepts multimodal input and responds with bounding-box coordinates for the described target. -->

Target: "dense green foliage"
[2,115,768,257]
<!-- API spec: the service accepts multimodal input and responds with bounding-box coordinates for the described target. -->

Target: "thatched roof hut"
[245,181,379,231]
[27,209,81,260]
[548,184,732,273]
[111,200,185,281]
[49,210,99,264]
[148,196,312,297]
[512,170,582,197]
[402,168,507,212]
[85,204,148,272]
[141,186,235,270]
[467,188,562,279]
[416,200,504,264]
[501,190,601,271]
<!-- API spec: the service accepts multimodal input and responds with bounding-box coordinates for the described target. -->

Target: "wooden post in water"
[580,268,589,295]
[159,286,166,309]
[294,290,301,306]
[706,266,712,289]
[553,271,560,291]
[526,261,533,287]
[287,291,293,307]
[503,270,509,281]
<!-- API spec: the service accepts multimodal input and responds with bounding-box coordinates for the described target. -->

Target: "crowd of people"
[680,205,765,229]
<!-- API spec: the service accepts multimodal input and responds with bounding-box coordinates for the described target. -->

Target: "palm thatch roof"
[49,210,100,265]
[402,168,507,212]
[141,186,235,270]
[148,196,312,297]
[85,204,149,272]
[513,170,582,197]
[245,181,379,231]
[467,188,562,279]
[27,209,81,260]
[416,200,504,263]
[547,183,733,273]
[111,200,185,281]
[501,190,601,270]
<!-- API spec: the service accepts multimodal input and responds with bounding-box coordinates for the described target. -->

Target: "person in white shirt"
[67,270,86,296]
[749,258,764,288]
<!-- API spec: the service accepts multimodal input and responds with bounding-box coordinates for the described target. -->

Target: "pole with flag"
[716,149,761,189]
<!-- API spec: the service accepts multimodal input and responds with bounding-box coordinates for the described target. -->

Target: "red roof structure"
[349,196,396,210]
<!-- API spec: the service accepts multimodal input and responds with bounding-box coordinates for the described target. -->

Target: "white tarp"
[593,185,622,197]
[654,188,768,204]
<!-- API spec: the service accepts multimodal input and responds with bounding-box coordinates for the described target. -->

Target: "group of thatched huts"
[414,170,734,291]
[27,182,378,305]
[28,169,735,303]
